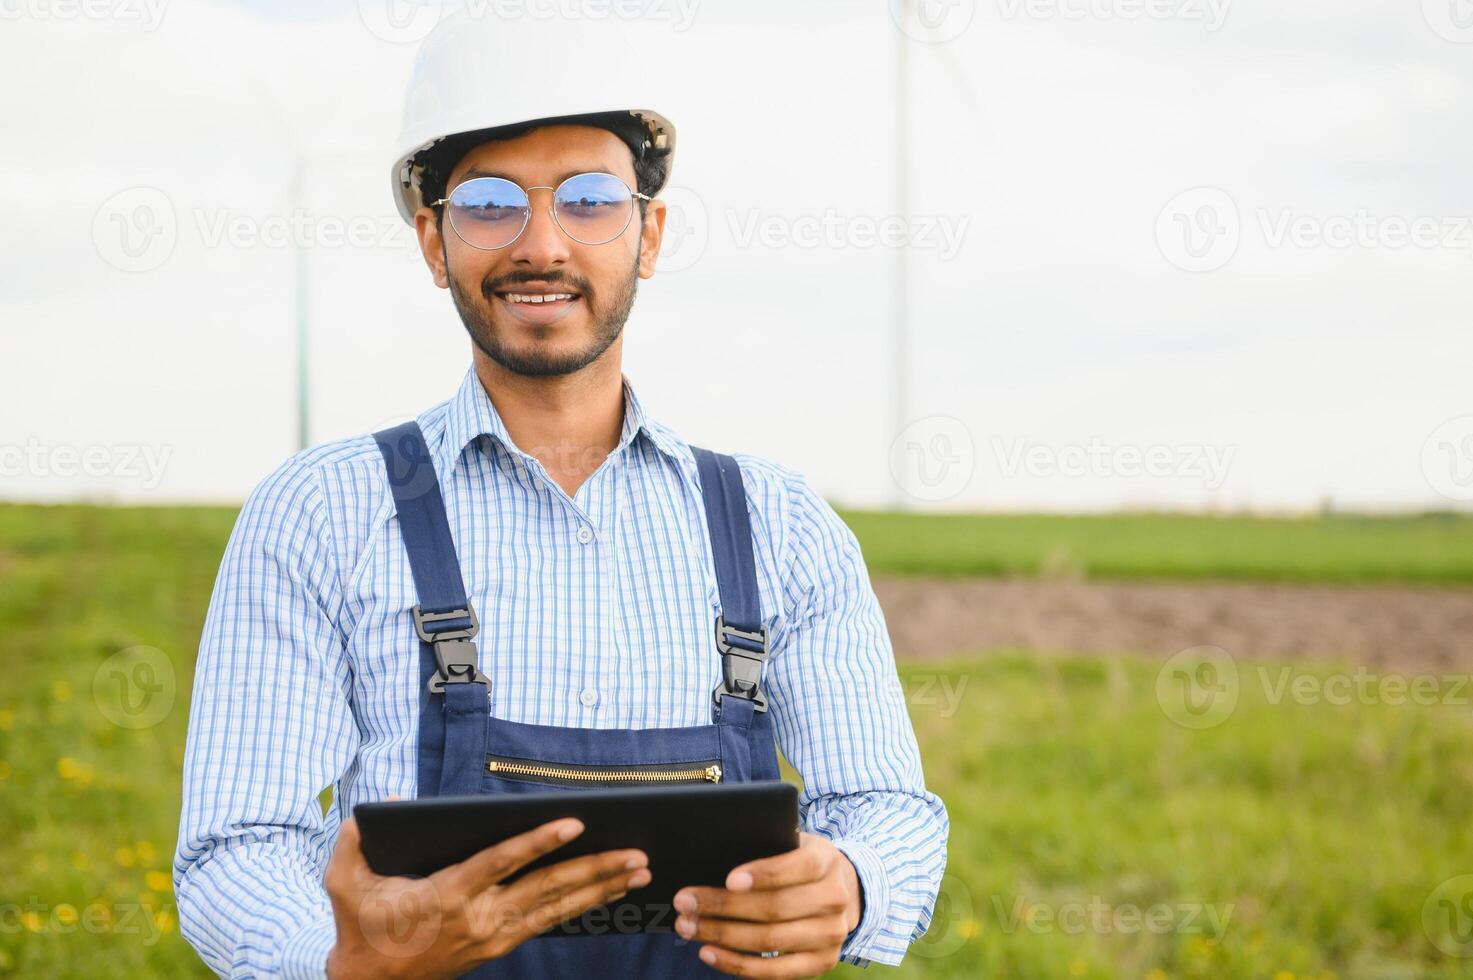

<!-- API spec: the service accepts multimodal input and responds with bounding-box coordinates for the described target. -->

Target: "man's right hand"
[324,815,650,980]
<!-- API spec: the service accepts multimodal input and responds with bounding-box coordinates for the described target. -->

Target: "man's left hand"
[673,833,862,978]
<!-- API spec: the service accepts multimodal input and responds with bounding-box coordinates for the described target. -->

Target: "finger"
[698,945,835,979]
[724,836,827,893]
[674,881,842,924]
[501,848,649,909]
[436,818,584,893]
[502,863,653,944]
[676,913,839,955]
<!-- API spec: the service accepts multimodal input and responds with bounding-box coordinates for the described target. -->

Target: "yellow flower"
[1146,970,1168,980]
[88,902,113,926]
[0,708,14,730]
[54,904,78,927]
[57,757,82,780]
[52,680,73,702]
[71,851,89,871]
[154,909,175,933]
[20,911,43,933]
[135,840,157,864]
[115,846,136,868]
[145,870,172,893]
[1069,959,1087,977]
[1274,972,1295,980]
[958,917,980,939]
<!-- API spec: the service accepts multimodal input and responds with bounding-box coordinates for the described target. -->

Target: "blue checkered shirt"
[174,366,948,977]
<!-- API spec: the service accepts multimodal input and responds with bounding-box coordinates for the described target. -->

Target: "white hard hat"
[390,11,679,226]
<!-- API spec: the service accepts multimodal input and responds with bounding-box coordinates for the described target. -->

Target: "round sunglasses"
[432,171,651,250]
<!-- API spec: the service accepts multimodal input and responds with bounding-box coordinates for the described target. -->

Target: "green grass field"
[2,504,1472,978]
[7,504,1473,589]
[837,509,1473,584]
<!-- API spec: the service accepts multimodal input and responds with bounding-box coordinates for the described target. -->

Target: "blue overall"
[374,422,783,978]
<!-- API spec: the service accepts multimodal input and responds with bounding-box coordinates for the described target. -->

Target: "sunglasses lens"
[554,173,635,245]
[447,178,528,249]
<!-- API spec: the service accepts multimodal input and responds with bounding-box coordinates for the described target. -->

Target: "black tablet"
[355,782,799,936]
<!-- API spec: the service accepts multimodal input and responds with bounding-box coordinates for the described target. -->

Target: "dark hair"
[414,110,672,223]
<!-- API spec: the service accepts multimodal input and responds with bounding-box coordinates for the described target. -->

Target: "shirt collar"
[437,365,687,476]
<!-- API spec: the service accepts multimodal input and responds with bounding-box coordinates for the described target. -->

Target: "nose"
[506,186,571,269]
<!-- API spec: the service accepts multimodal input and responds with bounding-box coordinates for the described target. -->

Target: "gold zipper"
[486,757,723,785]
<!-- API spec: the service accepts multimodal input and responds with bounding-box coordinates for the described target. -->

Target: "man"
[175,13,946,979]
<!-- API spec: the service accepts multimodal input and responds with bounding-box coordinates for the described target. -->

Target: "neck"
[471,345,627,498]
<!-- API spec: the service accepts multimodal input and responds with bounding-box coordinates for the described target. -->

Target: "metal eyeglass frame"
[431,171,651,250]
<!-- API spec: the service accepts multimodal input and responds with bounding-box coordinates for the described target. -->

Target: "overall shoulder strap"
[373,421,488,693]
[691,446,768,713]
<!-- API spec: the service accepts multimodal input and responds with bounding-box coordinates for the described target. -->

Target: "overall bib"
[374,422,783,978]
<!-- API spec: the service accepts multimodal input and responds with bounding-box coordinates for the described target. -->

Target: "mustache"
[481,274,590,300]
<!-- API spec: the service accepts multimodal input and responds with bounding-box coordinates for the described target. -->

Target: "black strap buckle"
[413,605,490,694]
[711,615,768,713]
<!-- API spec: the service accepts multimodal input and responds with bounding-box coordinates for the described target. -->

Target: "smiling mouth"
[496,290,581,305]
[491,287,583,324]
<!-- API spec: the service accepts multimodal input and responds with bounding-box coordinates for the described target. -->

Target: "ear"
[637,198,667,279]
[414,207,451,289]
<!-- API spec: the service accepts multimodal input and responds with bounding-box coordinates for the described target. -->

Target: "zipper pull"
[705,765,723,782]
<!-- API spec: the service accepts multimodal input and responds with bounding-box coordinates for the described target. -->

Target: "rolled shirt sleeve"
[173,452,357,979]
[761,471,950,967]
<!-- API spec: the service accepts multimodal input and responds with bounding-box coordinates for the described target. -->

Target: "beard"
[447,251,640,378]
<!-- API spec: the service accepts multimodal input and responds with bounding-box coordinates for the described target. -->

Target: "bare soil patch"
[875,576,1473,671]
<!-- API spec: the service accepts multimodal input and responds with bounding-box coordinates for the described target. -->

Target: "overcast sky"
[3,0,1472,511]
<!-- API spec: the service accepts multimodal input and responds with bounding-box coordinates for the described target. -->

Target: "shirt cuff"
[830,837,892,967]
[276,912,337,980]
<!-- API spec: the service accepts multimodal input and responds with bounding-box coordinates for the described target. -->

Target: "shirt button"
[578,688,599,707]
[575,525,595,545]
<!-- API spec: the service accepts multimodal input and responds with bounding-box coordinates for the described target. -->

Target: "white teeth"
[505,293,574,304]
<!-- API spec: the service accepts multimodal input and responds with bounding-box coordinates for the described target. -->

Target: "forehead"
[447,124,636,189]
